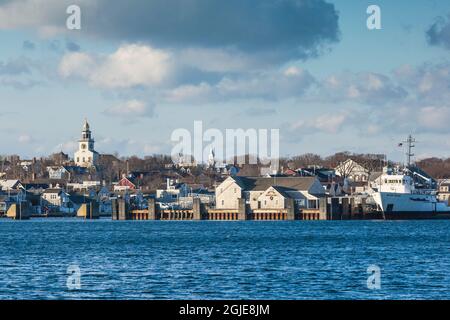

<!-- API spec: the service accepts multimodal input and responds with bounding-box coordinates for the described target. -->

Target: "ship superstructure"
[370,135,450,219]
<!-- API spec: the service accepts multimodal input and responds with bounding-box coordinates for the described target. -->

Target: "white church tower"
[208,147,216,168]
[74,118,99,168]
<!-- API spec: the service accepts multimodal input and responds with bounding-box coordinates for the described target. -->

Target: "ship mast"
[403,134,416,168]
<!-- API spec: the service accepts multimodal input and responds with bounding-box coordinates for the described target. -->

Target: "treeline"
[415,158,450,179]
[280,152,386,172]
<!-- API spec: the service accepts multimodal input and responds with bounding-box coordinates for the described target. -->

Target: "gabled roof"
[369,172,383,182]
[22,183,50,190]
[69,194,89,204]
[0,179,22,190]
[43,188,64,194]
[230,176,318,192]
[117,177,136,187]
[269,186,292,198]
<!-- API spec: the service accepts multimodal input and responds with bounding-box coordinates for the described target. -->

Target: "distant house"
[51,151,69,165]
[47,166,69,180]
[97,186,112,214]
[113,176,136,192]
[63,165,88,177]
[0,189,27,214]
[41,188,71,212]
[67,181,102,192]
[156,178,189,202]
[0,179,23,191]
[22,183,50,193]
[215,176,326,211]
[334,159,369,182]
[212,162,239,176]
[295,167,336,182]
[438,180,450,202]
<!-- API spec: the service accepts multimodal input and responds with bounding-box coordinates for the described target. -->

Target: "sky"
[1,0,450,163]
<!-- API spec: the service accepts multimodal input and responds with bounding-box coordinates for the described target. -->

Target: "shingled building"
[215,176,326,211]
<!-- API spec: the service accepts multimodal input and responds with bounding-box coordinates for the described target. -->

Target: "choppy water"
[0,219,448,300]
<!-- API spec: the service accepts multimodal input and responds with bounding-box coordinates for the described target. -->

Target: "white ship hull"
[372,192,450,219]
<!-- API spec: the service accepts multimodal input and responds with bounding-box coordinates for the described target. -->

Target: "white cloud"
[418,106,450,132]
[165,68,315,103]
[59,52,96,79]
[394,63,450,103]
[179,48,256,73]
[103,100,154,119]
[284,66,302,77]
[322,72,407,105]
[59,44,172,89]
[18,134,32,143]
[91,45,172,88]
[291,113,348,134]
[165,82,213,103]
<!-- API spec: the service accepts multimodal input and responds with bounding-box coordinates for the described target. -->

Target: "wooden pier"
[110,197,370,221]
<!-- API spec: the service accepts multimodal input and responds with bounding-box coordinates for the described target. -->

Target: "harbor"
[1,121,450,221]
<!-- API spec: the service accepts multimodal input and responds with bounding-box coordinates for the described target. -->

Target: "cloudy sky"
[1,0,450,162]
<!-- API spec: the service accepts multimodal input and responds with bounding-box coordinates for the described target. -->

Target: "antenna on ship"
[402,134,416,168]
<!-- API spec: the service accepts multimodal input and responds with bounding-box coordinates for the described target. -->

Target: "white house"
[334,159,369,182]
[0,179,23,191]
[47,166,69,180]
[156,178,189,202]
[41,188,71,212]
[215,176,326,211]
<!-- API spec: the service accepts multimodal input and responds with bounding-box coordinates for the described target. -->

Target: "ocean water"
[0,219,448,300]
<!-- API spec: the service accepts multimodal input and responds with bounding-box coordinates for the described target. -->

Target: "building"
[0,179,23,191]
[215,176,326,211]
[156,178,190,202]
[41,188,70,208]
[438,180,450,202]
[67,180,102,192]
[113,176,137,192]
[74,119,99,168]
[335,159,369,182]
[47,166,70,180]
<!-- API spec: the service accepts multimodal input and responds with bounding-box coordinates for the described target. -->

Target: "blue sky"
[1,0,450,163]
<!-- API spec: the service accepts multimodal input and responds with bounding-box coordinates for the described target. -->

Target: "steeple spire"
[83,117,90,131]
[81,118,92,140]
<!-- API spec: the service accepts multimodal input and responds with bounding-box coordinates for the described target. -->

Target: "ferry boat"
[371,169,450,219]
[371,135,450,219]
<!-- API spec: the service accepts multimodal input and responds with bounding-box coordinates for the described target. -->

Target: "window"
[296,199,306,207]
[308,200,318,209]
[221,200,224,205]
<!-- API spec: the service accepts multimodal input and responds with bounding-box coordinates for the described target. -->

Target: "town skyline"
[0,117,442,167]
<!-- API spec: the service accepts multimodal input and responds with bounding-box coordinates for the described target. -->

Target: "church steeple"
[83,118,90,131]
[75,118,98,168]
[81,118,92,140]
